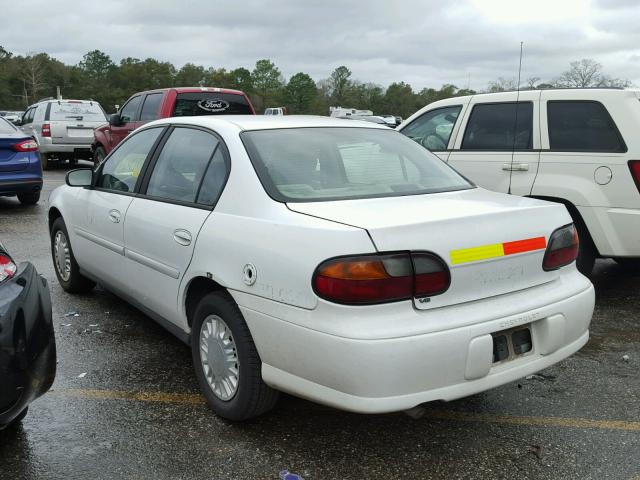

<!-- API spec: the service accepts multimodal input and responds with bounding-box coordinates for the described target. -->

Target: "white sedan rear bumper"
[236,273,594,414]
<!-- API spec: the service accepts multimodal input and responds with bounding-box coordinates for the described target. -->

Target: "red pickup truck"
[92,87,255,164]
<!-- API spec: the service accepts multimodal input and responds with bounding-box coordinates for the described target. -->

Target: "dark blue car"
[0,117,42,205]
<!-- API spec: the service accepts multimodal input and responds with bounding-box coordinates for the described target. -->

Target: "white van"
[398,88,640,275]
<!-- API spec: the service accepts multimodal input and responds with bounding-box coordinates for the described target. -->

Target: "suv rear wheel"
[191,291,279,421]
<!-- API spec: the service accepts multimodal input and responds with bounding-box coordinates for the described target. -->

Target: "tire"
[569,215,596,276]
[93,146,106,167]
[17,192,40,205]
[40,152,49,170]
[5,407,28,429]
[50,217,95,293]
[614,258,640,271]
[191,291,279,421]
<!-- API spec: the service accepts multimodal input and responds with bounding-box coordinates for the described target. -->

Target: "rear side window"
[462,102,533,150]
[140,93,163,122]
[196,146,228,206]
[120,96,142,123]
[98,128,163,193]
[173,92,253,116]
[48,102,107,122]
[0,117,17,134]
[146,127,220,203]
[401,106,462,151]
[547,101,626,152]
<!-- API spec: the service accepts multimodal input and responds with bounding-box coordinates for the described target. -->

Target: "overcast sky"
[2,0,639,90]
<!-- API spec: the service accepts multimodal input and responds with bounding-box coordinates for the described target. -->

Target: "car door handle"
[108,209,121,223]
[173,229,192,246]
[502,163,529,171]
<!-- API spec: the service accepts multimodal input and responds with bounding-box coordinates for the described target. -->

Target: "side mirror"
[109,113,123,127]
[66,168,94,187]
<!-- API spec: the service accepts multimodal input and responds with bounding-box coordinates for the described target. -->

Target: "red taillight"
[629,161,640,193]
[42,123,51,137]
[543,224,579,271]
[12,139,38,152]
[0,254,17,282]
[313,252,450,305]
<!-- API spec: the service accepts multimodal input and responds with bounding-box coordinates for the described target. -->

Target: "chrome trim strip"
[74,228,124,255]
[125,248,180,279]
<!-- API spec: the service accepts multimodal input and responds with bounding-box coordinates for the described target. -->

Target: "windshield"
[242,127,473,202]
[173,92,253,116]
[48,101,107,122]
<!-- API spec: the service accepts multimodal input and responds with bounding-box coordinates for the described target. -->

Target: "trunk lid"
[0,133,31,172]
[288,188,572,309]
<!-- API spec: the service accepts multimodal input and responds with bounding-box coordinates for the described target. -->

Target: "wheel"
[50,217,95,293]
[4,407,28,429]
[191,291,279,421]
[40,152,49,170]
[17,192,40,205]
[93,146,106,167]
[614,258,640,271]
[571,217,596,276]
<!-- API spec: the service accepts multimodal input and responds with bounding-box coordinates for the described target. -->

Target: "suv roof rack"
[36,97,55,103]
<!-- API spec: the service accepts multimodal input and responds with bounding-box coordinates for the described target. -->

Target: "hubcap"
[54,230,71,281]
[199,315,239,401]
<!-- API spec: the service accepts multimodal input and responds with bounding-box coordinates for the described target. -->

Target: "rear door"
[123,126,227,324]
[399,103,469,162]
[139,92,164,125]
[0,119,30,172]
[447,91,541,195]
[70,127,165,290]
[47,101,108,145]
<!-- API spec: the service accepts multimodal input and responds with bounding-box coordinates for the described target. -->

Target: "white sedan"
[48,116,595,420]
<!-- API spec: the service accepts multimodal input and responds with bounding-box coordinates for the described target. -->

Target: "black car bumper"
[0,262,55,428]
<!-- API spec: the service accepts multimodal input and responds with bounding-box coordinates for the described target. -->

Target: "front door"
[109,95,143,152]
[447,91,541,195]
[70,126,164,289]
[123,126,225,326]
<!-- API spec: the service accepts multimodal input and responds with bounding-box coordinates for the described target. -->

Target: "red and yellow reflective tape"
[450,237,547,265]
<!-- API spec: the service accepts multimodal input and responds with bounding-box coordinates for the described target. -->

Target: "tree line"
[0,47,631,119]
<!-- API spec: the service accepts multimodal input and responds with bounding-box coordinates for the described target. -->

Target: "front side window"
[547,101,626,152]
[173,92,253,116]
[401,105,462,151]
[462,102,533,150]
[22,108,34,125]
[140,93,163,122]
[146,127,220,203]
[242,127,472,202]
[120,96,142,123]
[98,127,163,193]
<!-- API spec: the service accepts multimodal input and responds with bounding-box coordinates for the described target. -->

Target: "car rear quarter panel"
[180,129,374,326]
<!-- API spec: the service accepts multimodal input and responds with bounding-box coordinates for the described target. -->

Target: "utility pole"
[56,86,61,100]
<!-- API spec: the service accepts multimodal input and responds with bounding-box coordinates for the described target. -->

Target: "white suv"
[399,88,640,275]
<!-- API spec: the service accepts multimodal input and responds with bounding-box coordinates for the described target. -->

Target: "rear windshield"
[48,101,107,122]
[173,92,253,116]
[242,127,473,202]
[0,117,17,134]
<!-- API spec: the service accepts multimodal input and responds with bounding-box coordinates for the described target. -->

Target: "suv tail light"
[313,252,450,305]
[629,161,640,193]
[543,224,579,271]
[12,139,38,152]
[41,123,51,137]
[0,254,17,282]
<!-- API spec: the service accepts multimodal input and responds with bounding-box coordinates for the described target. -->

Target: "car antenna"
[508,41,524,195]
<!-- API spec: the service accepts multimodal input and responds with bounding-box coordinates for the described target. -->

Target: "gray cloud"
[1,0,638,90]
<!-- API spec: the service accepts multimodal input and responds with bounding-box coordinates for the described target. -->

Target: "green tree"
[251,59,283,111]
[175,63,206,86]
[328,65,352,105]
[383,82,417,118]
[228,67,253,93]
[283,72,317,113]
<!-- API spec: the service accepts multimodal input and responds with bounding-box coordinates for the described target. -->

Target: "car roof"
[146,115,392,132]
[139,87,247,96]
